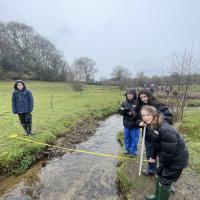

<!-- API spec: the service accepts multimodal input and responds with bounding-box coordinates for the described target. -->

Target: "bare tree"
[1,22,34,71]
[111,65,132,89]
[111,65,131,80]
[166,47,200,121]
[0,21,67,81]
[133,71,150,87]
[73,57,97,83]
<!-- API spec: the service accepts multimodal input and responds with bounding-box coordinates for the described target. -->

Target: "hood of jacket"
[13,80,26,91]
[125,88,137,103]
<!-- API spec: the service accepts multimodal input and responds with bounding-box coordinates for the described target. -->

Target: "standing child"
[12,80,34,136]
[118,88,140,157]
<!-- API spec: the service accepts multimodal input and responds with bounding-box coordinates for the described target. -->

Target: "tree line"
[0,21,97,82]
[0,21,199,90]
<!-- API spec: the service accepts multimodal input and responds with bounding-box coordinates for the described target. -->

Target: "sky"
[0,0,200,80]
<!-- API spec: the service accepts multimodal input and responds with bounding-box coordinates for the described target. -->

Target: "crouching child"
[141,105,189,200]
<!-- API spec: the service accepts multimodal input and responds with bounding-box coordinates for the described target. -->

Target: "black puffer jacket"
[118,89,140,128]
[154,103,173,125]
[151,122,189,169]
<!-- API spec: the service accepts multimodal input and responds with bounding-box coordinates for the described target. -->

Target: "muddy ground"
[41,117,100,158]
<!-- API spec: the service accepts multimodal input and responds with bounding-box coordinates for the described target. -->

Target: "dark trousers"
[145,140,156,172]
[157,167,183,186]
[18,113,32,125]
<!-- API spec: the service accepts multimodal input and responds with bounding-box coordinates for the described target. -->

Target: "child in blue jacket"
[12,80,34,135]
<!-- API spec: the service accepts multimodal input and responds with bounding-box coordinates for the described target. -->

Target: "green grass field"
[189,84,200,93]
[180,107,200,172]
[0,81,123,174]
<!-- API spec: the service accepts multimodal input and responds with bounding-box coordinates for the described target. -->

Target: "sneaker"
[129,154,136,158]
[24,132,28,136]
[123,150,130,155]
[142,169,155,176]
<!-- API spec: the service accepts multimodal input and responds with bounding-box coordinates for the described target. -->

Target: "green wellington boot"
[145,176,160,200]
[157,183,171,200]
[27,124,33,135]
[21,124,28,136]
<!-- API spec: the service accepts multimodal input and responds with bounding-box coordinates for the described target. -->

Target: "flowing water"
[0,115,123,200]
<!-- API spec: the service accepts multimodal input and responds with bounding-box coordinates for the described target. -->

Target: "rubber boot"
[157,183,171,200]
[27,124,33,135]
[21,124,28,136]
[145,176,160,200]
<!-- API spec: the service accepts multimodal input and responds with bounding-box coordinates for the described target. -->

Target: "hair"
[14,80,26,91]
[136,89,165,110]
[141,105,164,128]
[125,88,137,103]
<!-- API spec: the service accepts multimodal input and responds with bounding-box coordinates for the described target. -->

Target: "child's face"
[141,109,153,124]
[17,83,24,90]
[140,94,148,104]
[127,93,134,100]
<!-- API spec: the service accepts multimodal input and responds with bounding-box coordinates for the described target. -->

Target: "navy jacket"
[12,80,34,114]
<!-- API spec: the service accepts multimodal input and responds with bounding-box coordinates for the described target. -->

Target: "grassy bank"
[0,81,123,174]
[116,107,200,199]
[179,107,200,172]
[117,131,155,199]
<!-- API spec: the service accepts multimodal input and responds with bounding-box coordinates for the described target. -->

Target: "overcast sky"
[0,0,200,79]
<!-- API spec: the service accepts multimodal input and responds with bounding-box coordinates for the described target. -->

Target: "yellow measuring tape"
[9,134,146,161]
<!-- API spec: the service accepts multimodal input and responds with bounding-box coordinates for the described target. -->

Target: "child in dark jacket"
[12,80,34,136]
[118,88,140,157]
[141,105,189,200]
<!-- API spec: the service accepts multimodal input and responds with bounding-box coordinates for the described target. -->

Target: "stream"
[0,114,123,200]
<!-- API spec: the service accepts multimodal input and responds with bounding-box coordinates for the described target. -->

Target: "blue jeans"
[145,140,156,173]
[124,127,140,155]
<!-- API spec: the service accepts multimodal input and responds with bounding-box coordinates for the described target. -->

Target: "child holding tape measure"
[141,105,189,200]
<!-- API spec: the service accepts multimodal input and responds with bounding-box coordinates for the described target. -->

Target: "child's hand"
[148,157,156,163]
[139,121,146,127]
[127,111,132,115]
